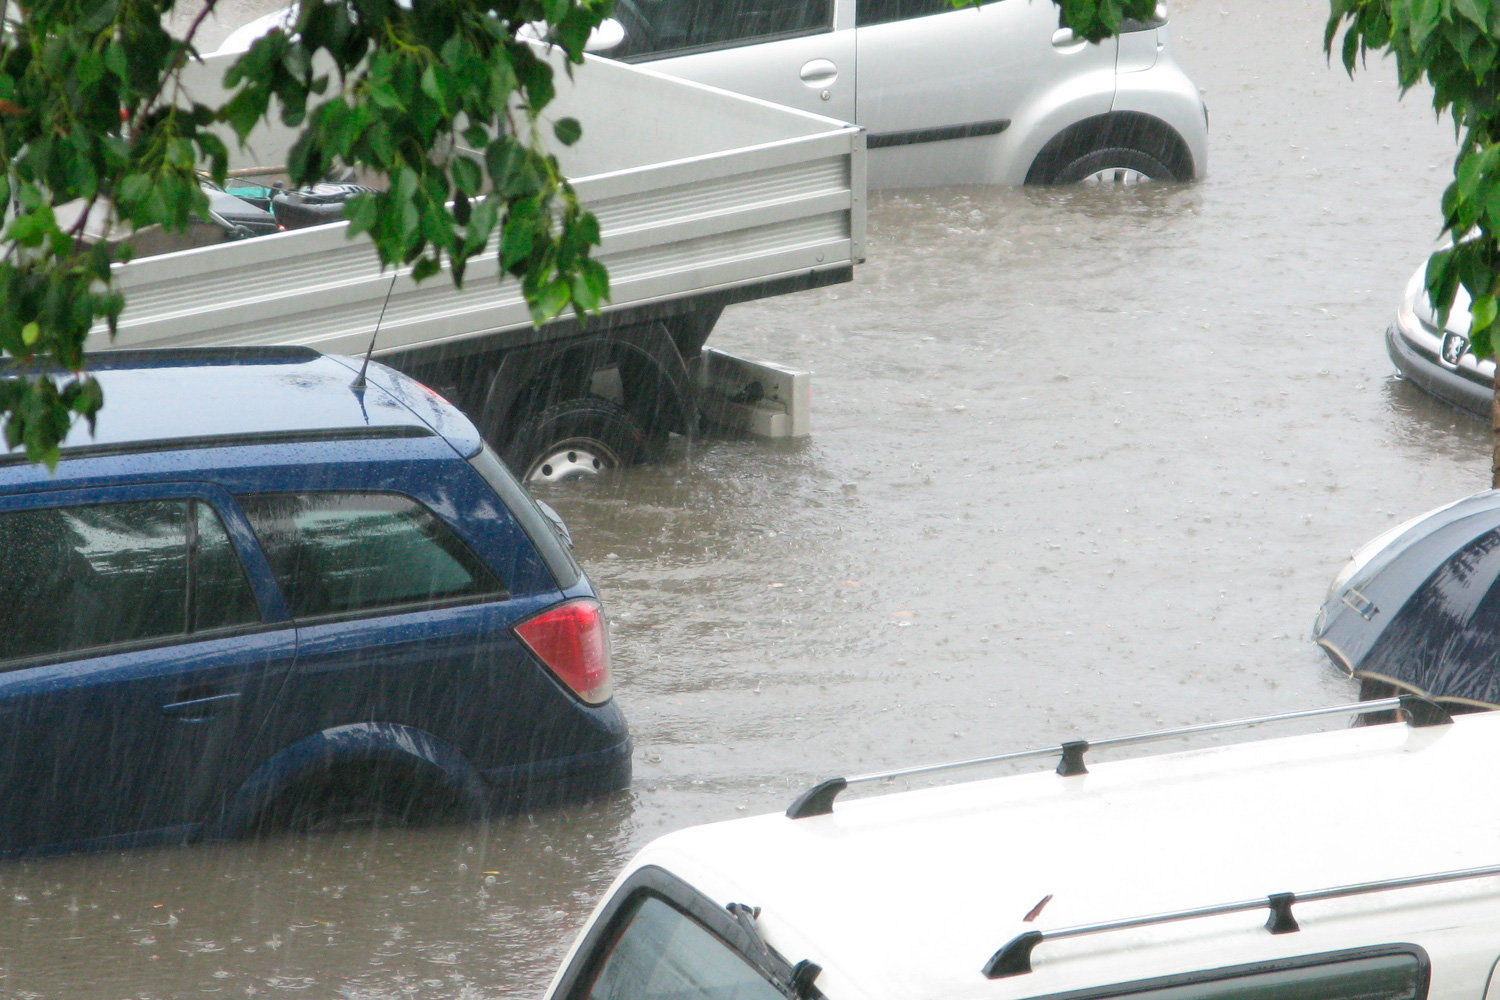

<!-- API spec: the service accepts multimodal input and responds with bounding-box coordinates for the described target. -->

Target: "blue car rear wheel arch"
[210,722,491,837]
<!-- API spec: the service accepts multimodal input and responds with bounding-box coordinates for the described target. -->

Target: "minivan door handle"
[161,691,241,721]
[799,59,838,87]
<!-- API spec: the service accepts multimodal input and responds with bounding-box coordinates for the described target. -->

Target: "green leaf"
[420,64,451,111]
[452,156,483,196]
[20,322,38,345]
[553,117,583,146]
[1473,293,1499,333]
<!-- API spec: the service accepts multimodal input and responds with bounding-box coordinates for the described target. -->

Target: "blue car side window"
[237,492,507,620]
[0,498,260,664]
[192,499,263,631]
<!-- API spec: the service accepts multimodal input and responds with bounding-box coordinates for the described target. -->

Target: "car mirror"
[585,18,626,53]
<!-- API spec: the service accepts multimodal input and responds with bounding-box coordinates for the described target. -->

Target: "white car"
[1387,258,1493,416]
[219,2,1209,190]
[599,0,1209,188]
[544,696,1500,1000]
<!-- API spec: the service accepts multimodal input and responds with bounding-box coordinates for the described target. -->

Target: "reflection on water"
[3,0,1496,996]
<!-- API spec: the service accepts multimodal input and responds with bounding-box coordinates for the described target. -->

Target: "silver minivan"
[599,0,1209,187]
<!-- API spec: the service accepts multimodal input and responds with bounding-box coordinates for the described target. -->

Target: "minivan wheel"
[1053,147,1174,185]
[1024,113,1194,186]
[504,397,654,483]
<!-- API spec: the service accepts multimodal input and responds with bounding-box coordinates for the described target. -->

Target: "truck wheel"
[504,398,655,483]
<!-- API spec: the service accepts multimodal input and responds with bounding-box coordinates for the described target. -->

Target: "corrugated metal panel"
[90,121,861,360]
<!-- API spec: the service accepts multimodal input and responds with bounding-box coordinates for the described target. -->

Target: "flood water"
[3,0,1491,996]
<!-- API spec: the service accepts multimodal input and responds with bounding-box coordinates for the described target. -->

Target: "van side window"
[238,492,506,620]
[856,0,959,27]
[0,498,261,664]
[614,0,833,60]
[587,896,784,1000]
[1055,950,1427,1000]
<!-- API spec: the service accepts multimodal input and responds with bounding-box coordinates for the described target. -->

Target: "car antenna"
[350,272,399,391]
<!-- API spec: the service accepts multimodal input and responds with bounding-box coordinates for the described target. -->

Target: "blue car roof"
[1,348,482,465]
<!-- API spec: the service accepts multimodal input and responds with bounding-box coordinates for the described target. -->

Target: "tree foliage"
[1327,0,1500,478]
[1047,0,1159,42]
[1328,1,1500,348]
[0,0,610,465]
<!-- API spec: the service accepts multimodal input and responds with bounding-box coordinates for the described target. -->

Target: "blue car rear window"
[238,492,507,620]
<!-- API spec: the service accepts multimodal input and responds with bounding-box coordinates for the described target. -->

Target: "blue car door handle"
[161,691,241,720]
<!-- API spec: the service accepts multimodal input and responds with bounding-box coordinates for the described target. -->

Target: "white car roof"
[614,712,1500,1000]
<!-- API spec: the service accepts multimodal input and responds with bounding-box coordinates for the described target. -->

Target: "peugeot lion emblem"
[1442,332,1471,367]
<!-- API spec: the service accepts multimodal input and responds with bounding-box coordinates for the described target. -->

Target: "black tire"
[1050,146,1174,185]
[249,762,465,836]
[503,397,655,483]
[1025,112,1194,186]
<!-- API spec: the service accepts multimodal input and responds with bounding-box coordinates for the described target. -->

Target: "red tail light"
[514,599,612,704]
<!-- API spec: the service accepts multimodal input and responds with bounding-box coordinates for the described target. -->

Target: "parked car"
[221,179,379,230]
[1387,257,1494,416]
[219,1,1208,190]
[598,0,1209,188]
[59,184,283,257]
[1314,489,1500,710]
[544,697,1500,1000]
[0,347,629,855]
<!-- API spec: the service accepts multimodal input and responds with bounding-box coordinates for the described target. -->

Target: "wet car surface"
[0,0,1493,996]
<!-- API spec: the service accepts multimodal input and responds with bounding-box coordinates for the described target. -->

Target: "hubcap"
[525,440,620,483]
[1080,166,1153,185]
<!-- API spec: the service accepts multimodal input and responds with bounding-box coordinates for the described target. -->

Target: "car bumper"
[482,736,633,811]
[1386,321,1492,417]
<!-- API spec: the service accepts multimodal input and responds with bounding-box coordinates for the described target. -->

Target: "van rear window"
[587,896,784,1000]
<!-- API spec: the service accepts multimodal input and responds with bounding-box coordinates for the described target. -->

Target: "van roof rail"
[785,695,1450,820]
[981,859,1500,978]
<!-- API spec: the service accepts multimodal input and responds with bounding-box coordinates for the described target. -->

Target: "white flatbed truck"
[86,49,863,480]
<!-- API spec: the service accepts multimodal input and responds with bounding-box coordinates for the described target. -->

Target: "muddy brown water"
[2,1,1492,996]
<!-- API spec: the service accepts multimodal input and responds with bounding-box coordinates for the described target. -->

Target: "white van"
[544,697,1500,1000]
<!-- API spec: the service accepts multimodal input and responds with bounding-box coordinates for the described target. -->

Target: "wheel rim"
[1079,166,1154,185]
[525,437,623,483]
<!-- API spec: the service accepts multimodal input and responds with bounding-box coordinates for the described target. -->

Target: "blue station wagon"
[0,347,630,855]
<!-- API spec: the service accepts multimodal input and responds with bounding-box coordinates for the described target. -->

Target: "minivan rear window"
[238,492,506,620]
[587,896,784,1000]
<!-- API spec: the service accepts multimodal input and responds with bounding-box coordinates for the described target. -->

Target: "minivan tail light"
[514,599,612,704]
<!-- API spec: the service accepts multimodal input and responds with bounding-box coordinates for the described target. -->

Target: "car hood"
[1315,490,1500,707]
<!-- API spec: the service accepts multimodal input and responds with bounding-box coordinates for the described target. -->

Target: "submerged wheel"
[1025,112,1194,186]
[504,398,654,484]
[1055,147,1173,185]
[250,762,464,836]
